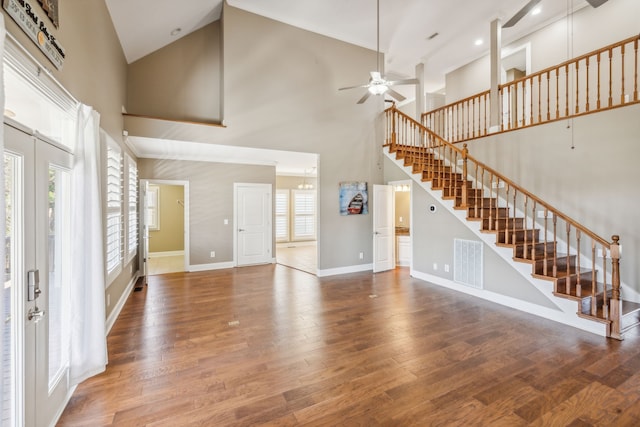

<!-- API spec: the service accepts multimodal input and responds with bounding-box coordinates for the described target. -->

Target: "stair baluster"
[576,230,582,296]
[543,209,549,274]
[591,242,597,316]
[602,245,609,319]
[566,223,572,294]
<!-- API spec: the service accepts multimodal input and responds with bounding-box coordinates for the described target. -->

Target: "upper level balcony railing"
[422,34,639,143]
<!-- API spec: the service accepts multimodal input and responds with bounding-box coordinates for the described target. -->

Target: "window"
[275,190,289,242]
[105,136,123,284]
[126,154,138,262]
[292,190,316,241]
[147,185,160,231]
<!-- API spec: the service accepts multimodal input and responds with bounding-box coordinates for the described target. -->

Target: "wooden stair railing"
[385,106,640,340]
[422,34,640,143]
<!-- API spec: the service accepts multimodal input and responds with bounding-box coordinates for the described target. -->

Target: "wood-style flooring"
[58,265,640,426]
[276,243,317,275]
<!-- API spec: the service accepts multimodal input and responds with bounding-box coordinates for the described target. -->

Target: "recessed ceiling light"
[474,39,483,46]
[170,28,182,36]
[4,108,16,118]
[531,6,542,15]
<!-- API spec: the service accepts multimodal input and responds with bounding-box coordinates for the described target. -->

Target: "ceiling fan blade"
[586,0,608,7]
[386,78,419,86]
[386,88,406,102]
[370,71,382,81]
[357,91,372,104]
[502,0,542,28]
[339,83,370,91]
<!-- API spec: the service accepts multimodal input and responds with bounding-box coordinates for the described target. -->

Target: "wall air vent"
[454,239,483,289]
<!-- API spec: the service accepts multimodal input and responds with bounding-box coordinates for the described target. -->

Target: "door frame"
[233,183,273,266]
[139,179,190,276]
[388,179,413,270]
[3,120,74,427]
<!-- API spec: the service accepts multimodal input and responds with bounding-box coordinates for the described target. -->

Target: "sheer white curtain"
[0,13,7,422]
[69,104,107,385]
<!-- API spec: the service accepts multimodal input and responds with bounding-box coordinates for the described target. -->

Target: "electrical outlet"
[359,252,364,260]
[433,263,438,270]
[224,219,229,225]
[399,216,403,223]
[210,251,216,258]
[107,294,111,307]
[444,264,450,272]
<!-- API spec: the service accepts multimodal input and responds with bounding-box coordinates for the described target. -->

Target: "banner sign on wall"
[3,0,65,69]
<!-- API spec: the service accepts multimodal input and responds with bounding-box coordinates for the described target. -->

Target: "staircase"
[384,107,640,340]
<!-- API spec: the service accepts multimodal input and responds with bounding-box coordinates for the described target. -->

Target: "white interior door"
[235,183,272,266]
[4,123,72,427]
[373,184,395,273]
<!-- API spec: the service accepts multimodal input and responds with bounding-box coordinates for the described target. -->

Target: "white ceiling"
[105,0,589,91]
[128,136,318,176]
[105,0,591,174]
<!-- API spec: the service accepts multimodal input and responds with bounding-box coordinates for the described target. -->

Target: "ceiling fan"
[503,0,609,28]
[338,0,418,104]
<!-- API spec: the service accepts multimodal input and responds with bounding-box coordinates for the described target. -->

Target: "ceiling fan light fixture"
[368,84,388,95]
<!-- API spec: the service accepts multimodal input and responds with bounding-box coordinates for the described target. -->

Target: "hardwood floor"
[58,265,640,426]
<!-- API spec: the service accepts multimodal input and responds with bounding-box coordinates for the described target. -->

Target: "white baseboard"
[50,384,77,427]
[317,263,373,277]
[149,250,184,257]
[188,261,235,272]
[106,272,138,334]
[410,269,607,337]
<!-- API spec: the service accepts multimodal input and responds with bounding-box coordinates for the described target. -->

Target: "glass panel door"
[1,150,24,427]
[3,123,72,427]
[34,136,72,427]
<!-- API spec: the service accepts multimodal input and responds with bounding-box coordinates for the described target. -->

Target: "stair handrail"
[421,33,640,143]
[386,105,623,338]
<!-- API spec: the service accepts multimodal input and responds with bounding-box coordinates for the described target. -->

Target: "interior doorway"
[274,169,318,275]
[389,180,412,268]
[140,180,189,276]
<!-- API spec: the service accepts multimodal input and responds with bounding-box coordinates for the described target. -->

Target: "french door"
[3,122,72,427]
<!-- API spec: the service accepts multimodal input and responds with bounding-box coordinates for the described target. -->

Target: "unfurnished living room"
[2,0,640,426]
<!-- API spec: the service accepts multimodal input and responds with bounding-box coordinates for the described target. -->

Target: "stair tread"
[622,300,640,316]
[577,311,611,324]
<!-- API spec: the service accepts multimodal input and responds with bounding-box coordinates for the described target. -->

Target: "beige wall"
[2,0,134,319]
[395,191,410,228]
[139,159,275,266]
[127,21,222,122]
[149,185,185,253]
[276,175,317,190]
[126,4,384,272]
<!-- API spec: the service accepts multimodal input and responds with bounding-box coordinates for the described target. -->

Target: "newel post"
[461,144,469,208]
[609,235,622,339]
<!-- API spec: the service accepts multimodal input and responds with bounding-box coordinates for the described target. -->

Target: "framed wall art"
[339,182,368,215]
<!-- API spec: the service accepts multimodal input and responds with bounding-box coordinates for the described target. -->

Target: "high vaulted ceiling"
[105,0,590,93]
